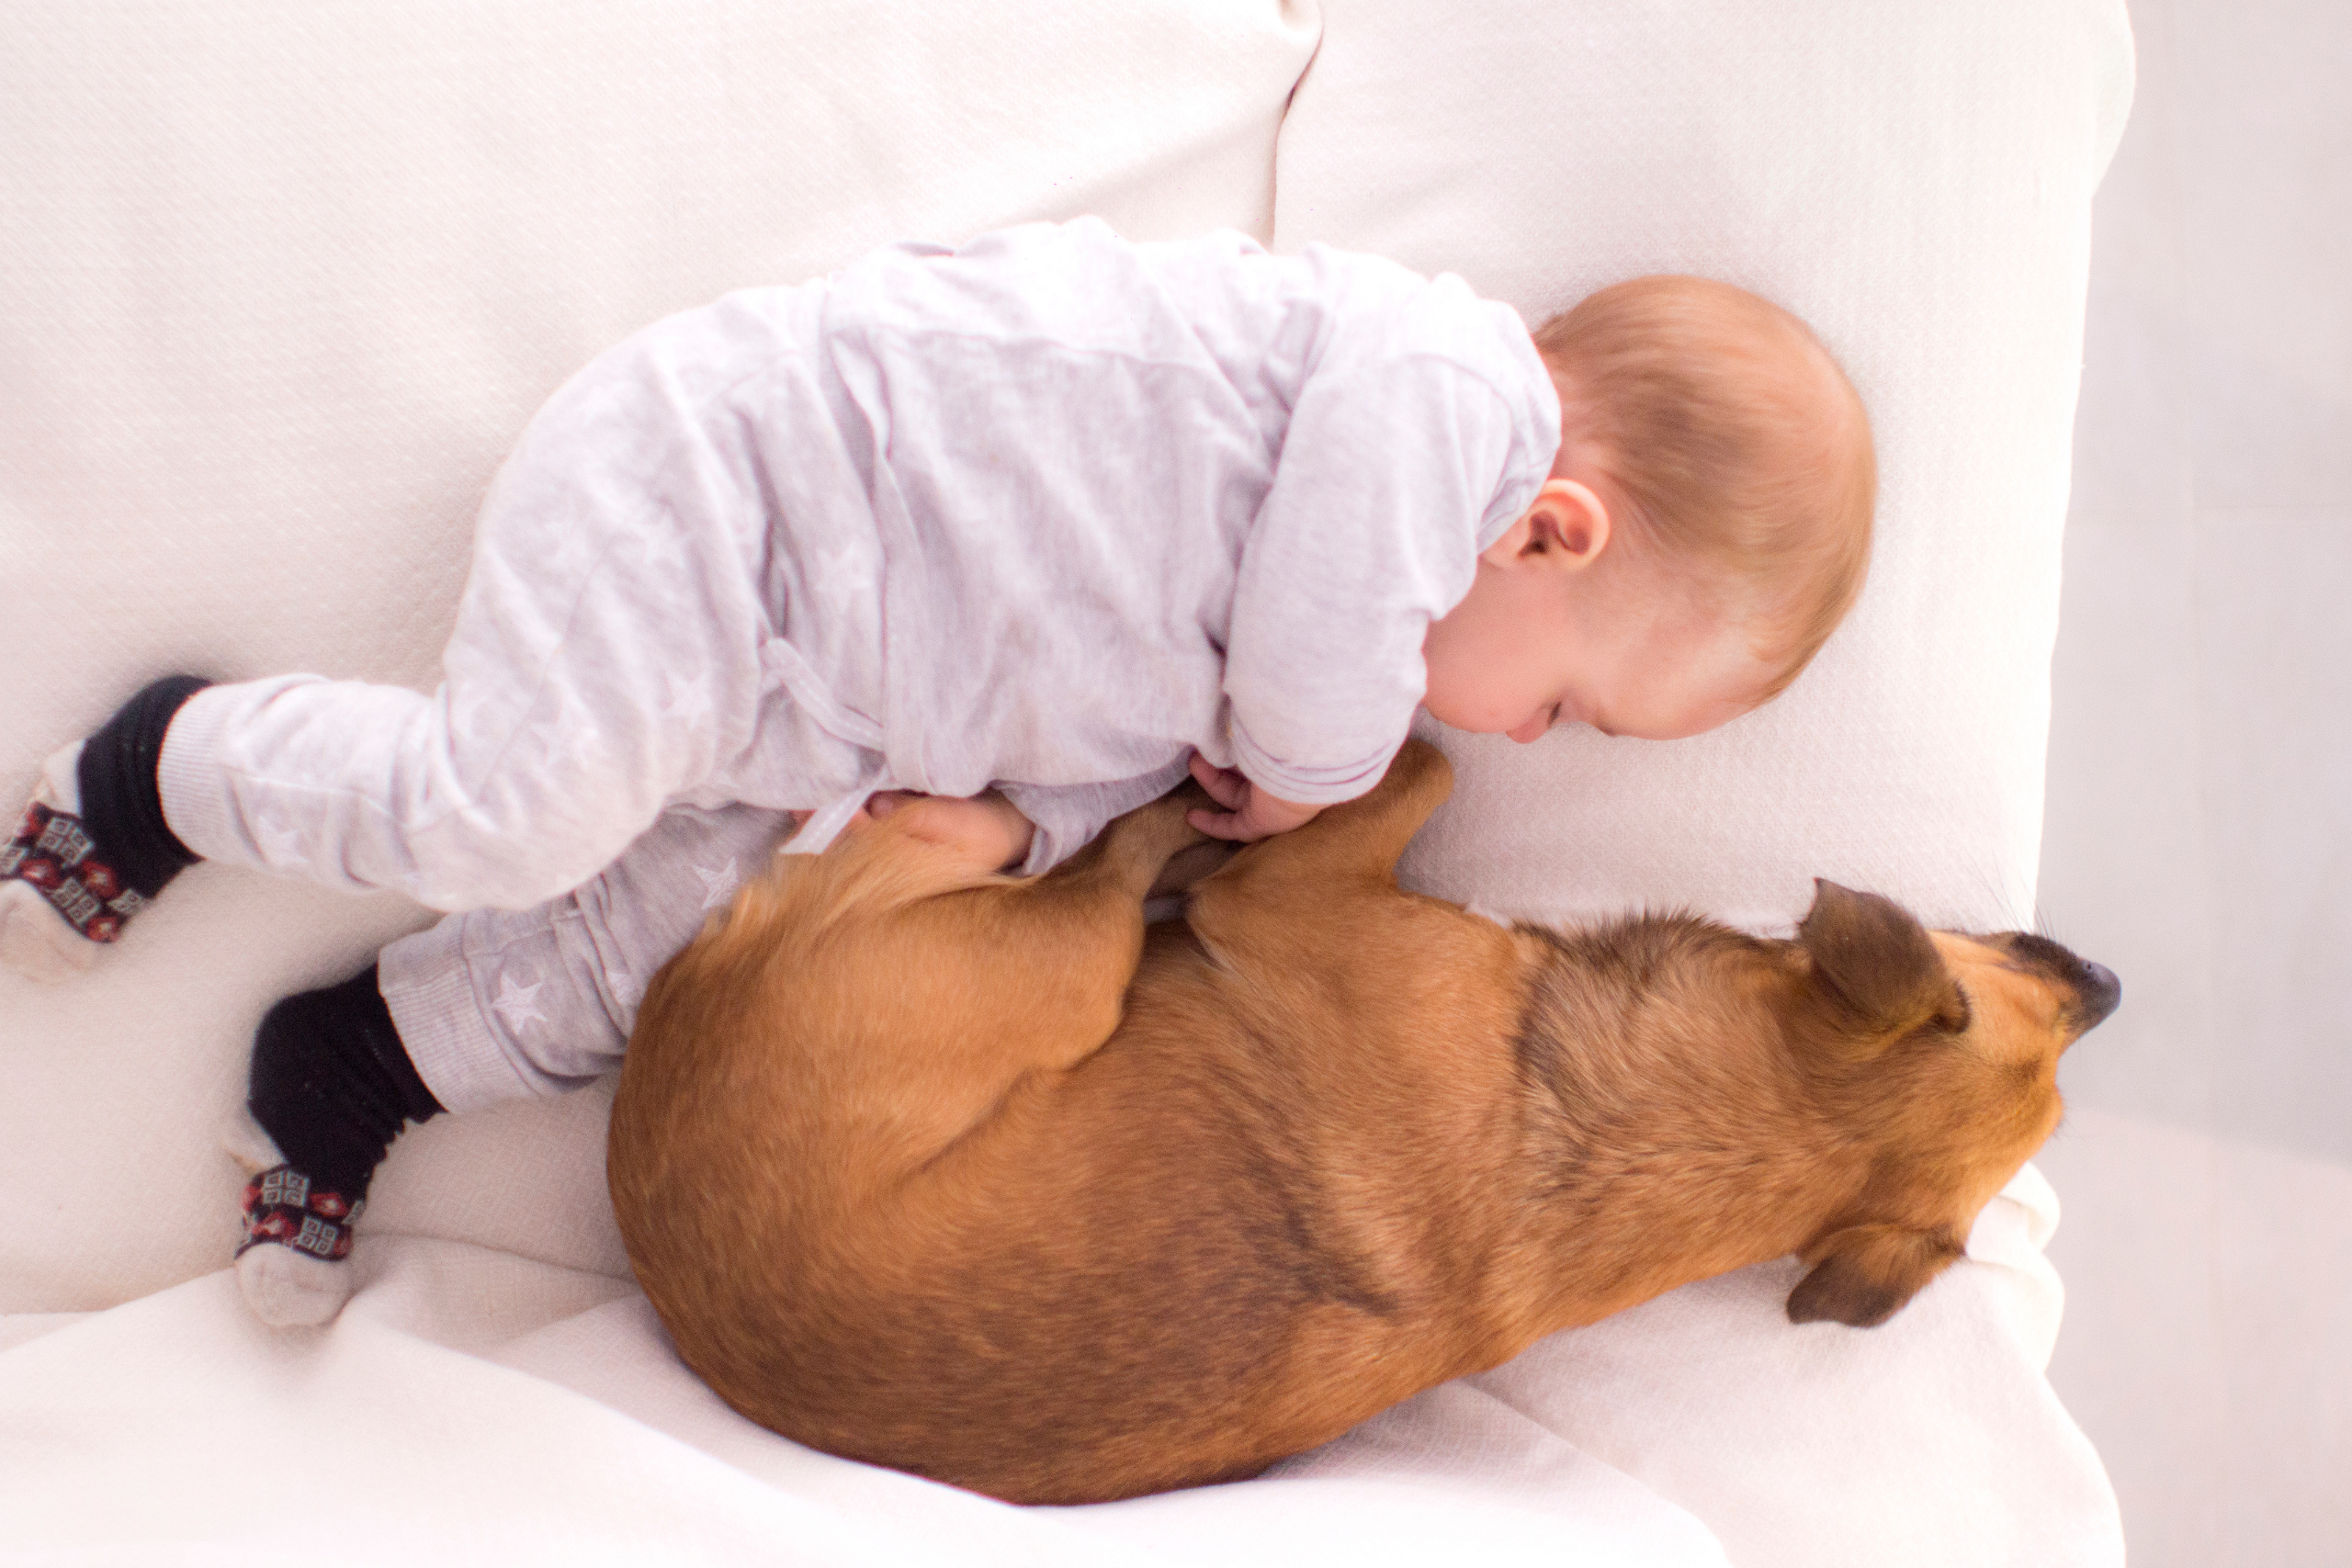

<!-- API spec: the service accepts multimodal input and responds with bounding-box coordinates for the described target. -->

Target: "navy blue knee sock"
[248,965,445,1201]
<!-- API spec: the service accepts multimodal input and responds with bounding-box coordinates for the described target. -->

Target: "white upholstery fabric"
[1,0,2126,1562]
[1275,0,2135,937]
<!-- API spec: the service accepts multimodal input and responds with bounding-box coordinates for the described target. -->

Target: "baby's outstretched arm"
[1185,754,1325,843]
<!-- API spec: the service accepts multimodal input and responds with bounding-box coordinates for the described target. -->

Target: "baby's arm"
[1222,358,1542,822]
[1184,754,1323,843]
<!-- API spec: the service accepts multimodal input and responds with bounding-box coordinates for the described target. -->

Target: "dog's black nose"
[2075,962,2120,1030]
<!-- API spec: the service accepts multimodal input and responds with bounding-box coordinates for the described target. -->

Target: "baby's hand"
[1186,754,1323,842]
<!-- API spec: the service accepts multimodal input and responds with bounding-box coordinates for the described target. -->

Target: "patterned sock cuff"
[0,802,153,943]
[238,1165,363,1261]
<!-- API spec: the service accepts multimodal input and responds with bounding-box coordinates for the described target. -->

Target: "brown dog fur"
[608,740,2116,1506]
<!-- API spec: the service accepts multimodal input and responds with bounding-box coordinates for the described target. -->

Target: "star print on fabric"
[544,496,607,578]
[527,690,604,766]
[609,971,645,1010]
[695,858,741,910]
[448,689,499,746]
[662,671,715,729]
[254,815,307,867]
[491,974,549,1036]
[809,543,872,611]
[632,525,688,574]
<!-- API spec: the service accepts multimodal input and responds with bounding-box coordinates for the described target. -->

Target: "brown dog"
[608,739,2116,1506]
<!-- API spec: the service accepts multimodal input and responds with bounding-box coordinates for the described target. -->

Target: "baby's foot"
[225,1109,362,1327]
[230,965,444,1327]
[865,790,1036,873]
[0,676,210,982]
[0,744,109,981]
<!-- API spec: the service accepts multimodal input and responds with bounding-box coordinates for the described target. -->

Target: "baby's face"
[1421,546,1776,744]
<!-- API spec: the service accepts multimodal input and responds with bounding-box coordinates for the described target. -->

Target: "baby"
[0,218,1873,1325]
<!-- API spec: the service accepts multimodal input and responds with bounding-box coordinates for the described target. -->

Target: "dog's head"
[1781,880,2118,1328]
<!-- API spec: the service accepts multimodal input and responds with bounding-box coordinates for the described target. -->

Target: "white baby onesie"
[154,218,1563,1110]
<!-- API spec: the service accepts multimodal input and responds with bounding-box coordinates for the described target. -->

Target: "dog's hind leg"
[885,791,1211,1088]
[1172,740,1516,1025]
[635,793,1211,1184]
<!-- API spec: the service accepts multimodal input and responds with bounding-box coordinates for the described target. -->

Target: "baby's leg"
[233,803,797,1325]
[5,322,797,982]
[381,805,799,1110]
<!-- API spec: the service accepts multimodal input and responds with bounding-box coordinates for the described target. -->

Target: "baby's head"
[1423,275,1875,743]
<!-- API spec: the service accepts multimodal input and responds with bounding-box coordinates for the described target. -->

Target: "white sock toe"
[237,1242,355,1328]
[220,1108,286,1174]
[3,741,104,984]
[34,741,86,813]
[0,881,96,983]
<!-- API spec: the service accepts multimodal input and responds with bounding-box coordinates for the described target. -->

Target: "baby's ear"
[1794,880,1966,1053]
[1786,1223,1964,1327]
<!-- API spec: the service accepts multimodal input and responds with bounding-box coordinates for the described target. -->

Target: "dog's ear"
[1786,1223,1964,1327]
[1796,880,1967,1050]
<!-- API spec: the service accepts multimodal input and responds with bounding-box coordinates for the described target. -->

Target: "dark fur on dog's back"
[609,741,2115,1504]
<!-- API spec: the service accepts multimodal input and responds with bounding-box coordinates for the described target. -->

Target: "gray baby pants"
[377,803,796,1114]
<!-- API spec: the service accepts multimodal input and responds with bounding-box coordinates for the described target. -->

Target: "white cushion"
[1273,0,2134,936]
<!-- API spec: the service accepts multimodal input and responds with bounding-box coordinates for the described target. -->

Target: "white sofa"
[0,3,2132,1562]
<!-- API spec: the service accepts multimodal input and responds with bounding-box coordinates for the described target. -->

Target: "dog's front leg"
[1184,739,1453,950]
[1185,742,1458,1001]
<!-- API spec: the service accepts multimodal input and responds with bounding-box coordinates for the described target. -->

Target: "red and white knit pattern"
[238,1166,364,1262]
[0,802,150,943]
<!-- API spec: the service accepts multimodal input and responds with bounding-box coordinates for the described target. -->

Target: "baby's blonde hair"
[1532,276,1875,696]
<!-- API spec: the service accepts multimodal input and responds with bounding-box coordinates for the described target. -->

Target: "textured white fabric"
[0,1234,1731,1566]
[152,220,1559,915]
[0,0,2127,1562]
[1277,0,2137,940]
[0,1111,2075,1568]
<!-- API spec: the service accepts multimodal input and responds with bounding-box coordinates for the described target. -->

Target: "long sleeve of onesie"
[1222,355,1549,805]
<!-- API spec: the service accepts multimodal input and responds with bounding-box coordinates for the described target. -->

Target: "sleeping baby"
[0,218,1874,1325]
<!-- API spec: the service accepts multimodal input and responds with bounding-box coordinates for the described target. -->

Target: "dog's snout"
[1996,933,2120,1035]
[2075,961,2120,1031]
